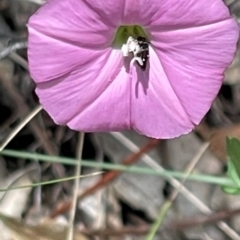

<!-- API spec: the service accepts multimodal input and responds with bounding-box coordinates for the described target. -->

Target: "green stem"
[0,149,235,188]
[145,201,172,240]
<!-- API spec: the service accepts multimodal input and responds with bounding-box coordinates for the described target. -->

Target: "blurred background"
[0,0,240,239]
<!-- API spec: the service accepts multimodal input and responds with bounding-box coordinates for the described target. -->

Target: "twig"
[67,132,85,240]
[172,208,240,230]
[0,41,27,59]
[9,52,28,70]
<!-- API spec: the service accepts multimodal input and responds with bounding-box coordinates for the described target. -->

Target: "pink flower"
[27,0,238,138]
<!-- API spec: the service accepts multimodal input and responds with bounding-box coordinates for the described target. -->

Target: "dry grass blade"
[67,132,85,240]
[0,105,43,151]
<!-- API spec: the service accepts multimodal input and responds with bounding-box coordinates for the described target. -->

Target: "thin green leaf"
[222,185,240,195]
[227,137,240,179]
[222,158,240,194]
[227,157,240,186]
[0,149,235,188]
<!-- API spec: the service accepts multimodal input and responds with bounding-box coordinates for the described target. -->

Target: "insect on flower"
[122,36,149,71]
[136,37,149,71]
[27,0,239,139]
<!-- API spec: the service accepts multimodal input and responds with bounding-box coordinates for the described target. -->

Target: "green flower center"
[112,25,148,48]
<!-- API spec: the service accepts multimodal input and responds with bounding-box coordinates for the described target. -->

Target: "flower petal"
[152,19,238,125]
[68,67,131,131]
[140,0,230,32]
[28,28,107,82]
[94,0,233,30]
[36,49,130,131]
[130,46,193,138]
[27,0,116,49]
[28,0,238,139]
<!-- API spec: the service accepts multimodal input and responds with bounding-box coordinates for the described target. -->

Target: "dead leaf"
[0,213,88,240]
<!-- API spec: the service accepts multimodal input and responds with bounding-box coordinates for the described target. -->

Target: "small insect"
[121,36,149,71]
[136,36,149,71]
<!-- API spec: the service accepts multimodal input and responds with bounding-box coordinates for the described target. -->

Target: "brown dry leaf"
[0,213,88,240]
[209,124,240,162]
